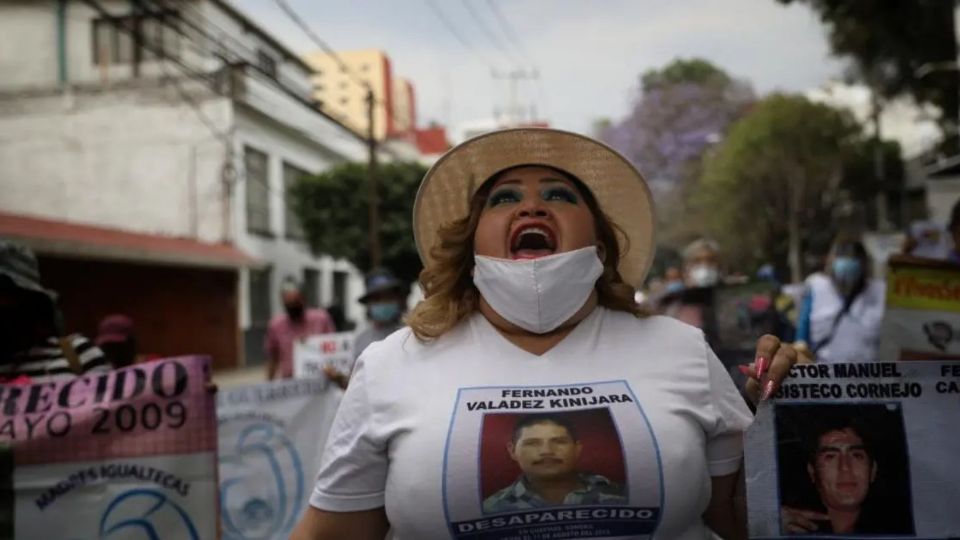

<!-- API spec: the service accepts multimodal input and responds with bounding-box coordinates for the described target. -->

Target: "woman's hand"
[322,365,350,390]
[738,335,809,405]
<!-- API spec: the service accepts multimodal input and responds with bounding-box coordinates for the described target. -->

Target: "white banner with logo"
[293,332,356,379]
[0,356,217,539]
[217,378,342,540]
[746,361,960,538]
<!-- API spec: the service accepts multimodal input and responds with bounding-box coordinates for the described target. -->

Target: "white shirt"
[806,273,886,364]
[310,307,753,540]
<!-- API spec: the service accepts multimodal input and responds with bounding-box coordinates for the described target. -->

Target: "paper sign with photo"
[746,361,960,538]
[443,380,662,540]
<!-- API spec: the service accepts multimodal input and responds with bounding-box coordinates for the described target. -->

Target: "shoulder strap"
[811,295,857,354]
[58,336,83,374]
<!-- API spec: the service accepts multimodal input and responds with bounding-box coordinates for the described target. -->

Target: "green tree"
[780,0,958,151]
[291,162,428,285]
[601,58,754,269]
[699,95,866,282]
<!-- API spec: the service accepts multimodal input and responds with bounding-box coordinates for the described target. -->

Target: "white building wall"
[0,86,233,244]
[0,2,60,90]
[926,177,960,225]
[232,99,367,330]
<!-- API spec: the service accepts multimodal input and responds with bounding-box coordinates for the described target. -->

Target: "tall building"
[303,49,416,141]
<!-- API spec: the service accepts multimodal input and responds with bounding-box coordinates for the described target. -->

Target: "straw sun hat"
[413,128,656,288]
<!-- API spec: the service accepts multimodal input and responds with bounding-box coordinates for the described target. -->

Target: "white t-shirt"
[310,307,753,540]
[805,273,886,364]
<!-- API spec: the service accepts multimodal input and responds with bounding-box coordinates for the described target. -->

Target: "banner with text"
[217,378,341,540]
[293,332,355,379]
[0,356,217,539]
[746,362,960,538]
[880,257,960,361]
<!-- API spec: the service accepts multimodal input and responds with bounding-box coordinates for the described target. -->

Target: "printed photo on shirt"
[479,409,627,515]
[443,381,663,540]
[775,403,915,536]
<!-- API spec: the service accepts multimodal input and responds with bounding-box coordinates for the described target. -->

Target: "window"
[244,146,272,235]
[248,267,273,327]
[361,63,370,72]
[339,97,349,105]
[91,10,180,65]
[303,268,320,307]
[282,162,307,240]
[257,49,277,78]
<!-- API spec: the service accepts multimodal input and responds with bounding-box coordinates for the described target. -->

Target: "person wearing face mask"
[265,278,336,380]
[794,238,885,364]
[683,238,723,288]
[292,128,802,540]
[323,268,407,389]
[0,241,109,383]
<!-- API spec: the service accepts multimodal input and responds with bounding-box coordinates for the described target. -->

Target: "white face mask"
[473,246,604,334]
[687,264,720,288]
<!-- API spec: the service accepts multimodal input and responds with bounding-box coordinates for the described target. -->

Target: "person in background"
[795,238,885,363]
[95,314,138,369]
[903,197,960,262]
[0,241,109,382]
[265,278,336,380]
[324,268,408,389]
[683,238,723,288]
[663,266,685,294]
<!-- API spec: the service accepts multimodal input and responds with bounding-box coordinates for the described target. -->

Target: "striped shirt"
[0,334,111,383]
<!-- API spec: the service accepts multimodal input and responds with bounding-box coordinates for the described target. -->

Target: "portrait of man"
[482,414,626,514]
[779,409,913,536]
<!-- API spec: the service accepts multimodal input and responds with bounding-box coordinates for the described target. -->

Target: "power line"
[271,0,370,93]
[461,0,523,67]
[423,0,495,68]
[484,0,532,65]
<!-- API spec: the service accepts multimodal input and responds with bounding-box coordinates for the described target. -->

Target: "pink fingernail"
[762,379,777,400]
[756,356,770,378]
[737,365,752,377]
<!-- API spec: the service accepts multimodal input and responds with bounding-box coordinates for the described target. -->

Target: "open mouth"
[510,225,557,259]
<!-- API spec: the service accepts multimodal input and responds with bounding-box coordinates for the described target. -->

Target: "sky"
[232,0,845,140]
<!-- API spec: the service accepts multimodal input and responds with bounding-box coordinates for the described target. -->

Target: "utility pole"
[366,88,381,268]
[492,68,537,125]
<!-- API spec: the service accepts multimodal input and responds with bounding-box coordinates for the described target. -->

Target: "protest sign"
[293,332,355,379]
[746,361,960,538]
[217,378,341,540]
[443,381,661,540]
[879,256,960,361]
[0,356,217,539]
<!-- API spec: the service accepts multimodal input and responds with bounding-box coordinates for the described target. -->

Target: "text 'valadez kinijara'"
[776,363,922,399]
[465,386,634,411]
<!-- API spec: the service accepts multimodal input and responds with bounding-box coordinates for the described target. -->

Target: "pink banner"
[0,356,216,465]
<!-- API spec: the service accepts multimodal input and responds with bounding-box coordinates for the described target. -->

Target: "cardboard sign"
[0,356,217,539]
[218,378,341,540]
[746,361,960,538]
[292,332,355,379]
[880,256,960,361]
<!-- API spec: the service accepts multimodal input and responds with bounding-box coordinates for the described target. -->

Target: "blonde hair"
[406,167,645,341]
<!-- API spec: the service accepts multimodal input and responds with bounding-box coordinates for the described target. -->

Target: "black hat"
[359,268,404,304]
[0,241,56,303]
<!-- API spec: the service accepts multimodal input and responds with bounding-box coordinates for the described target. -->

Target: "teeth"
[513,226,554,250]
[520,227,549,238]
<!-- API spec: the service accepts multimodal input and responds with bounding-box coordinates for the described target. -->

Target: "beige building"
[304,49,416,141]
